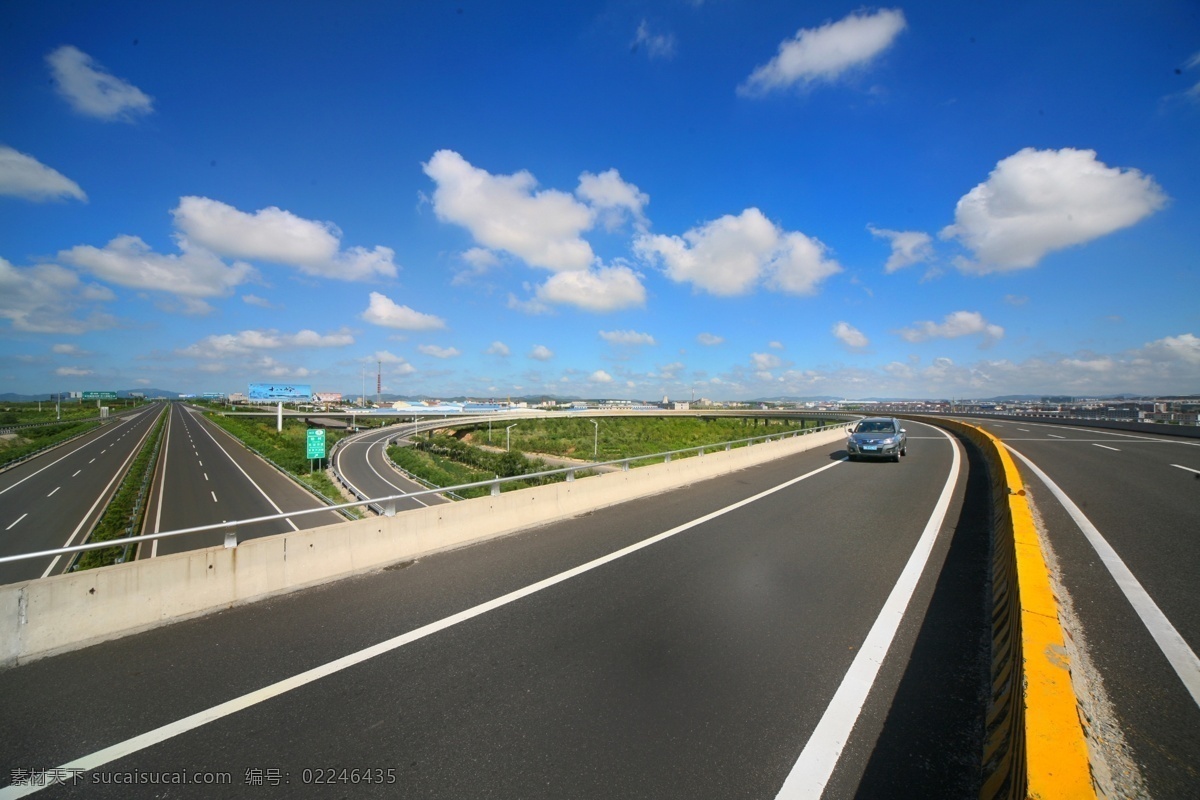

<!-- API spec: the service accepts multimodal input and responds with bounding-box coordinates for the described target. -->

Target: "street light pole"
[591,419,598,458]
[506,423,518,452]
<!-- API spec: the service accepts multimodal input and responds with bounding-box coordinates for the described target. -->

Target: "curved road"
[0,420,996,798]
[960,416,1200,797]
[333,421,452,514]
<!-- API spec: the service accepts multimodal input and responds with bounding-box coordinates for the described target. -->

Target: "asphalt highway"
[963,417,1200,797]
[138,404,347,558]
[0,405,164,585]
[333,422,451,513]
[0,420,998,799]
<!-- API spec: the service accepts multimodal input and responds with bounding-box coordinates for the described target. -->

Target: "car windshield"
[857,421,895,433]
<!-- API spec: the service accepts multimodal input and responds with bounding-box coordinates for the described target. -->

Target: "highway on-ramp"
[138,404,347,558]
[0,405,164,586]
[962,417,1200,798]
[333,421,452,514]
[0,419,996,798]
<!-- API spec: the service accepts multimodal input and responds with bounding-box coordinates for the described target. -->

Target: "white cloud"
[576,169,649,230]
[177,328,354,358]
[697,332,724,346]
[0,257,114,334]
[51,343,90,355]
[361,292,446,330]
[868,225,933,273]
[739,8,906,96]
[530,345,554,361]
[896,311,1004,345]
[1142,332,1200,365]
[486,341,511,357]
[833,321,870,349]
[46,45,153,121]
[633,20,677,60]
[768,341,784,350]
[172,196,397,281]
[55,366,93,377]
[423,150,595,272]
[589,370,614,383]
[751,352,782,370]
[418,344,461,359]
[600,329,656,346]
[1002,294,1029,307]
[535,264,646,312]
[0,146,87,202]
[636,208,839,296]
[462,247,500,270]
[941,148,1167,272]
[242,294,275,308]
[60,235,256,308]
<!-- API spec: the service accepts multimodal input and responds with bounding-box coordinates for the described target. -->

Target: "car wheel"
[901,447,907,457]
[892,454,900,463]
[847,454,856,462]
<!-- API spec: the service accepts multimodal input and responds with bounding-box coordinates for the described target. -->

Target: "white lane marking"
[211,491,218,503]
[1093,444,1120,452]
[42,408,163,577]
[101,449,106,454]
[149,405,175,560]
[1048,434,1066,439]
[6,514,28,531]
[88,459,95,464]
[47,487,60,498]
[1018,428,1030,432]
[0,410,147,497]
[1,456,850,798]
[204,473,209,481]
[1005,444,1200,708]
[198,461,202,467]
[72,470,81,477]
[776,424,960,799]
[193,419,299,531]
[367,437,429,507]
[1171,464,1200,476]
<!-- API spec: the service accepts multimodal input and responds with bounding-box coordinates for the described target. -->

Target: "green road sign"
[82,391,118,400]
[306,428,326,459]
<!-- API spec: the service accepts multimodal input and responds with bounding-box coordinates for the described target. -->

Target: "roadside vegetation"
[75,406,167,570]
[389,415,831,497]
[0,420,103,468]
[203,413,359,515]
[0,400,145,427]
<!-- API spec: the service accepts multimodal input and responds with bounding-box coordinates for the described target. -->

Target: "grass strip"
[0,420,103,470]
[75,407,167,570]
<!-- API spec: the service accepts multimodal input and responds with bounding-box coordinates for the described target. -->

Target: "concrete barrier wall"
[0,426,847,666]
[902,416,1095,800]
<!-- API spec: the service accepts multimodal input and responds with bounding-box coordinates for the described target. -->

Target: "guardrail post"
[223,523,237,549]
[566,469,575,482]
[725,443,731,451]
[491,481,500,497]
[622,460,630,472]
[384,498,396,517]
[664,453,672,463]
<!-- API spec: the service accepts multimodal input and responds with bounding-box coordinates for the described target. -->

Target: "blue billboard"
[248,383,313,402]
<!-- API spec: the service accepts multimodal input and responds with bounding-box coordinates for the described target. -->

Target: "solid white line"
[149,405,174,560]
[1092,444,1120,452]
[47,487,60,498]
[775,424,961,799]
[6,513,28,531]
[367,438,429,507]
[1172,464,1200,476]
[1005,444,1200,708]
[0,456,849,799]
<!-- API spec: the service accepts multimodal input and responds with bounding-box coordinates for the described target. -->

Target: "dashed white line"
[1018,428,1030,432]
[204,473,209,481]
[47,487,60,497]
[72,470,81,477]
[6,513,28,531]
[88,459,95,464]
[1093,444,1120,452]
[1048,434,1066,439]
[1171,464,1200,476]
[211,491,218,503]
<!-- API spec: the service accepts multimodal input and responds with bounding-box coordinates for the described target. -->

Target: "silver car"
[846,417,907,462]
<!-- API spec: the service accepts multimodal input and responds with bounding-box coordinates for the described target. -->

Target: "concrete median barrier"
[0,426,847,667]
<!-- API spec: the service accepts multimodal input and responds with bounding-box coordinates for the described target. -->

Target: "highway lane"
[0,420,995,798]
[138,404,347,558]
[333,421,451,513]
[0,405,165,586]
[965,417,1200,797]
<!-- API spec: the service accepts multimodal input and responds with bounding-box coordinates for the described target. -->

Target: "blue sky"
[2,1,1198,400]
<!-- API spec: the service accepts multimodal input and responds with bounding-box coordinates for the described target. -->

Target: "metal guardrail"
[0,421,848,567]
